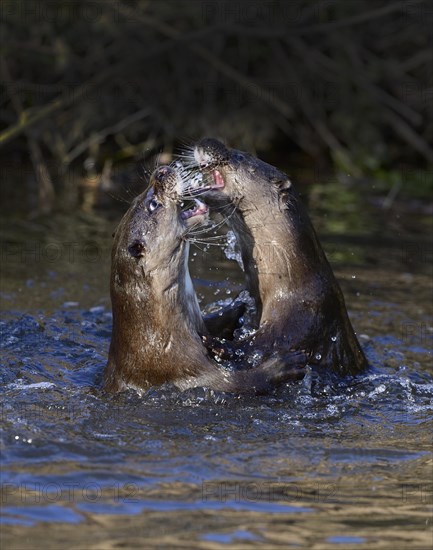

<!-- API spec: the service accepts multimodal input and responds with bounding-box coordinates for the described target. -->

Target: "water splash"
[224,230,244,271]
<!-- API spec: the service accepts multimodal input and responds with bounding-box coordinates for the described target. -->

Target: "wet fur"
[104,166,307,394]
[193,139,368,375]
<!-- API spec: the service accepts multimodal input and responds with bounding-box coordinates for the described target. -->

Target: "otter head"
[111,165,208,292]
[192,138,292,207]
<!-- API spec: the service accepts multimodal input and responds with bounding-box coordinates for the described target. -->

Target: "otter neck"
[149,241,205,334]
[108,248,207,387]
[232,197,325,324]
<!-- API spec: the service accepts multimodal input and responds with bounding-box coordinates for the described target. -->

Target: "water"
[1,207,432,549]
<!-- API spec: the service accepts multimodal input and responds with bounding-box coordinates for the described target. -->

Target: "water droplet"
[351,275,356,279]
[315,353,322,361]
[331,336,337,342]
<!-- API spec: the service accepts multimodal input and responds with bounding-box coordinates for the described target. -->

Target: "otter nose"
[155,166,170,181]
[156,166,168,179]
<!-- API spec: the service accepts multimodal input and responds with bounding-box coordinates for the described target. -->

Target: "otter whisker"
[180,189,209,201]
[186,205,237,236]
[174,151,195,161]
[175,137,195,153]
[173,150,196,164]
[152,150,163,171]
[185,217,226,236]
[175,144,195,158]
[178,161,198,170]
[211,203,238,224]
[187,231,228,242]
[105,191,131,205]
[187,238,225,247]
[187,240,214,256]
[188,233,227,241]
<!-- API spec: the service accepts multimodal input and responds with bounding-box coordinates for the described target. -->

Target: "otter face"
[112,166,208,280]
[193,138,232,198]
[193,138,292,206]
[193,138,231,170]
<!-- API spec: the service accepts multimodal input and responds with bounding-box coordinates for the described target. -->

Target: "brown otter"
[104,165,306,394]
[190,138,368,376]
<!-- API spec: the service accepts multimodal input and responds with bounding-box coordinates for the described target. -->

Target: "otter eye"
[128,240,146,258]
[148,198,161,212]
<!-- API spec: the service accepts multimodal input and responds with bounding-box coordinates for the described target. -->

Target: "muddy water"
[0,196,432,549]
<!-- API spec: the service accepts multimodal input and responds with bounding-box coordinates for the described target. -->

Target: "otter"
[104,165,306,394]
[190,138,367,376]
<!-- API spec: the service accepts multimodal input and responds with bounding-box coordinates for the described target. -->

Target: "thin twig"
[114,3,294,119]
[64,108,152,165]
[0,55,55,212]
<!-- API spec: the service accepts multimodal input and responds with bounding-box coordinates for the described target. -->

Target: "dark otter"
[191,138,367,376]
[104,165,306,394]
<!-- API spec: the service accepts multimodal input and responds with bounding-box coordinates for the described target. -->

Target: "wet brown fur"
[193,139,368,376]
[104,166,307,393]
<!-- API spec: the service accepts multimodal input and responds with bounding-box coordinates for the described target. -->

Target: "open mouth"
[182,168,226,199]
[193,148,226,192]
[209,169,225,189]
[181,199,209,223]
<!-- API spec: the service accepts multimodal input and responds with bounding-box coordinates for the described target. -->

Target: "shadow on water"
[0,178,432,549]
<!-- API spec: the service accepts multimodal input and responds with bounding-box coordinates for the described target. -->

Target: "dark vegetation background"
[0,0,431,216]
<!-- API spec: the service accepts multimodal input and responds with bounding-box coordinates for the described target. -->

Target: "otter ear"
[273,178,292,191]
[128,240,146,258]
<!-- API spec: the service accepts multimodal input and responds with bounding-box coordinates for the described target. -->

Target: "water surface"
[1,196,432,549]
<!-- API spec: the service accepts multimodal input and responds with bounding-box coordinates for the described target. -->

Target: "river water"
[0,184,432,549]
